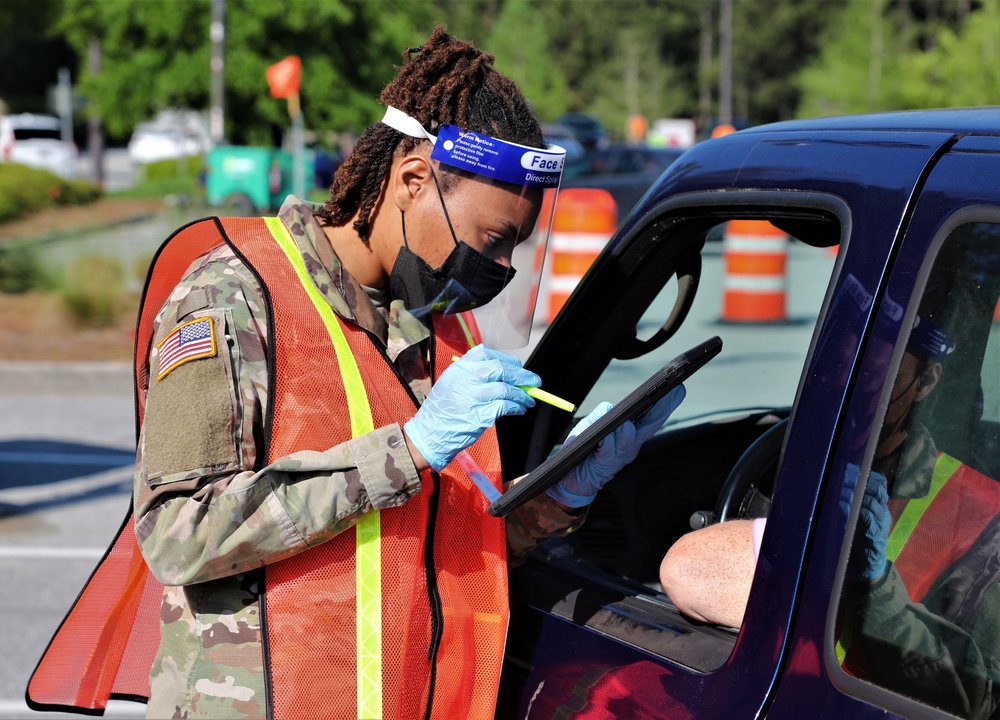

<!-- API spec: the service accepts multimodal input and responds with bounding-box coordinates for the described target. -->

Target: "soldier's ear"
[392,154,433,213]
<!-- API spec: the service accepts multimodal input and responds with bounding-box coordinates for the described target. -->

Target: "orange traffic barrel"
[537,189,617,324]
[721,219,789,322]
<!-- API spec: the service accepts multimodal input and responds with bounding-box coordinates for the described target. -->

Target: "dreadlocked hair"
[315,26,544,244]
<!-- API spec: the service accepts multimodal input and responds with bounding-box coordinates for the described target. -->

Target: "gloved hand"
[546,385,686,508]
[850,471,891,582]
[404,344,539,472]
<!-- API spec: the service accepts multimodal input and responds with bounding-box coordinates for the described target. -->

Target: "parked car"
[0,113,76,178]
[493,108,1000,719]
[541,123,587,165]
[127,109,212,165]
[561,143,685,217]
[557,112,609,151]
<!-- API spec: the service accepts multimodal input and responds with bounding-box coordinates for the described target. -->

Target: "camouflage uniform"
[135,197,584,720]
[850,423,1000,717]
[873,420,937,499]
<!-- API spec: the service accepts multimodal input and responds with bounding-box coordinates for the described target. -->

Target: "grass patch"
[114,156,205,201]
[0,163,102,223]
[0,245,56,293]
[59,254,133,328]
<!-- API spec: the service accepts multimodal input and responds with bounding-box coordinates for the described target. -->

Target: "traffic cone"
[721,219,788,323]
[536,188,617,324]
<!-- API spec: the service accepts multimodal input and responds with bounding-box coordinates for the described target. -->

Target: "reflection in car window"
[505,208,844,677]
[548,210,838,671]
[577,216,836,429]
[982,305,1000,424]
[836,222,1000,719]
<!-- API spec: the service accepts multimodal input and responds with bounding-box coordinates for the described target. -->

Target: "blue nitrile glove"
[404,344,540,472]
[547,385,686,508]
[839,463,863,519]
[850,471,891,582]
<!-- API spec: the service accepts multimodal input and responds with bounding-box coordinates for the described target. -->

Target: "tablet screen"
[487,336,723,517]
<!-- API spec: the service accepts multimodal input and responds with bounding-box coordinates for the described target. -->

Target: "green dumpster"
[205,146,314,213]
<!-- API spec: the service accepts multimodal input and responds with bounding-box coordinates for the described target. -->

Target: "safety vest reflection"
[838,452,1000,668]
[888,452,1000,603]
[27,216,509,720]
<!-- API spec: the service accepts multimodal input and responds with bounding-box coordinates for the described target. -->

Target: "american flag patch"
[155,317,217,380]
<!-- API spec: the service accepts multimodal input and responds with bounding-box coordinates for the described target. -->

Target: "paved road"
[0,363,143,719]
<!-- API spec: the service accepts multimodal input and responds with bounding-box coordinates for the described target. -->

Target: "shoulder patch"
[156,317,217,380]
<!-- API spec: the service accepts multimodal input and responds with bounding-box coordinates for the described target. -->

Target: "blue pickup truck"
[495,108,1000,720]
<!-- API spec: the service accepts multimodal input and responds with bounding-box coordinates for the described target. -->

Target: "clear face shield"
[382,107,564,348]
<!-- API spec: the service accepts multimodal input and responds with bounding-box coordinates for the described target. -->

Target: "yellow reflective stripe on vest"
[835,617,853,666]
[885,452,961,563]
[837,453,961,666]
[264,217,383,719]
[456,313,477,347]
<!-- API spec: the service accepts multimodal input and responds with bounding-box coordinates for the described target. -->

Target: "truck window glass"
[835,221,1000,719]
[561,209,838,669]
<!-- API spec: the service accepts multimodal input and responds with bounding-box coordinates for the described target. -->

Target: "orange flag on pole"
[266,56,302,99]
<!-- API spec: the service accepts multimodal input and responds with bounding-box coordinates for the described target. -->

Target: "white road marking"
[0,698,145,718]
[0,451,133,466]
[0,546,105,559]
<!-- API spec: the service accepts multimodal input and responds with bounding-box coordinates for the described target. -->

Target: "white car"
[1,113,77,178]
[127,109,212,165]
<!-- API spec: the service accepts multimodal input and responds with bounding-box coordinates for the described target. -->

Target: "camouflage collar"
[277,196,430,359]
[882,421,938,499]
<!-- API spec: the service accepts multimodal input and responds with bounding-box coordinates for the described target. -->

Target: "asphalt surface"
[0,362,143,719]
[0,147,142,720]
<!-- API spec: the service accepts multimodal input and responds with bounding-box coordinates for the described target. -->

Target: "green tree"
[895,0,1000,108]
[533,0,702,140]
[797,0,915,116]
[487,0,571,120]
[0,0,75,114]
[797,0,997,117]
[55,0,438,144]
[730,0,845,123]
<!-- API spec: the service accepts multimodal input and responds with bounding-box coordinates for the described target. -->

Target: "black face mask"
[878,370,922,444]
[388,170,515,320]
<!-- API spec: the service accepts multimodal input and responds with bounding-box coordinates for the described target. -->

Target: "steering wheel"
[714,418,789,523]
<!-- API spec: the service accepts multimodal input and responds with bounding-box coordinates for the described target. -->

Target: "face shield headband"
[381,106,565,189]
[381,106,566,348]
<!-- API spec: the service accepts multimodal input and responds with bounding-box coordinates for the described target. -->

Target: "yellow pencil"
[451,356,576,412]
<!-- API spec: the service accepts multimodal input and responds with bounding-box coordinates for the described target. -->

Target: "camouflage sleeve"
[855,566,997,717]
[505,481,588,568]
[134,246,421,587]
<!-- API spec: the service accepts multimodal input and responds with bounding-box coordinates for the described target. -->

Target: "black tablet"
[487,336,723,517]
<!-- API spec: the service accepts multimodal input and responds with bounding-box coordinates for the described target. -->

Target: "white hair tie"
[381,106,437,144]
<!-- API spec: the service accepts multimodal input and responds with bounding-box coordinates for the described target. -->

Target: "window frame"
[827,204,1000,719]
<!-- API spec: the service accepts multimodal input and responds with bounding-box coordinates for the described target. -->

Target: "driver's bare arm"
[659,519,761,628]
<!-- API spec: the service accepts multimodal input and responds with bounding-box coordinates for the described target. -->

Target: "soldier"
[127,28,684,720]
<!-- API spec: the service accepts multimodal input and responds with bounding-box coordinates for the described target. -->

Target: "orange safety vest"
[27,216,509,720]
[888,452,1000,603]
[838,452,1000,669]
